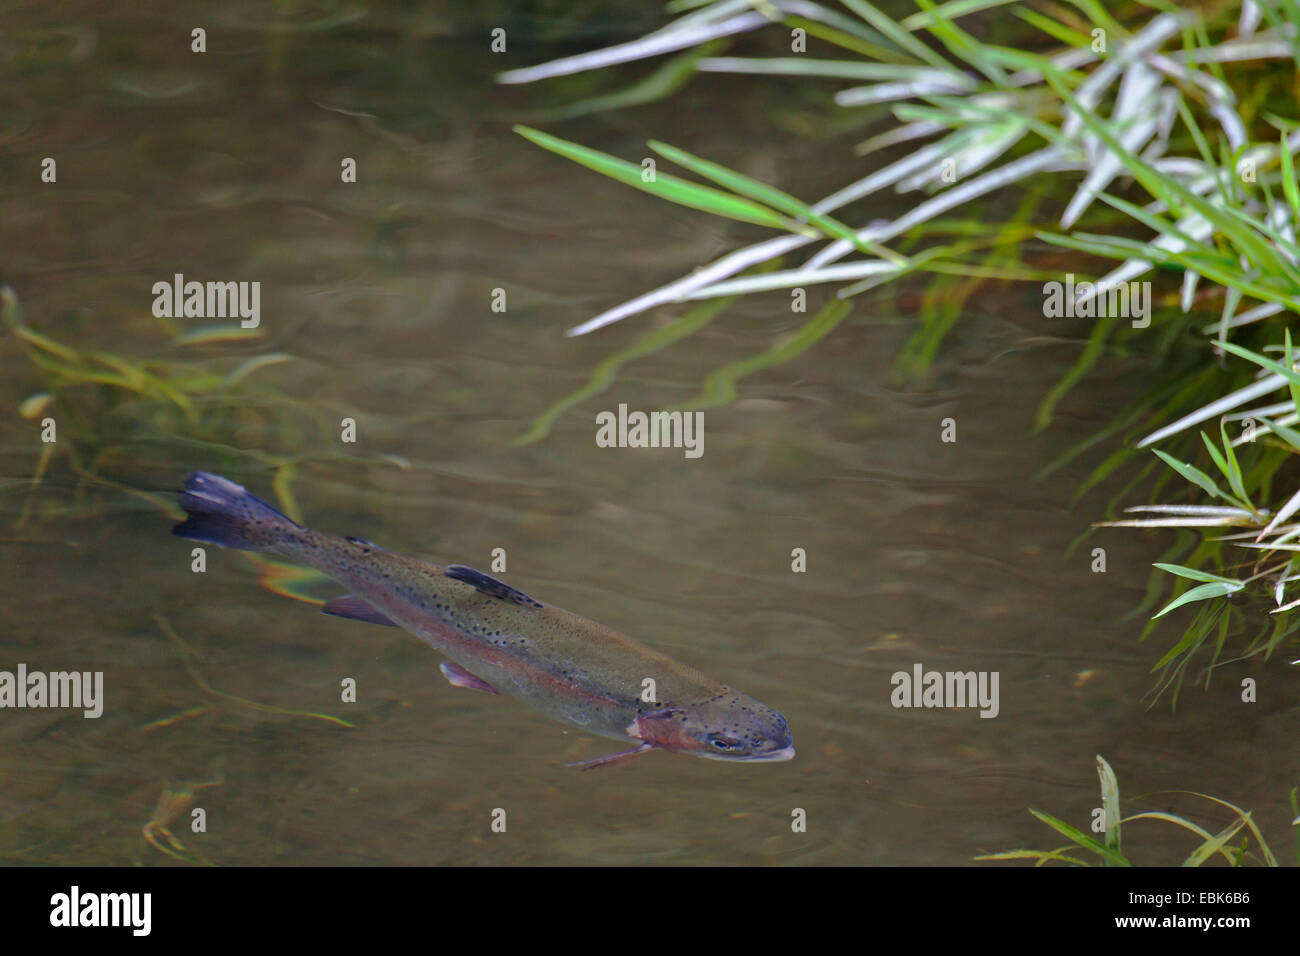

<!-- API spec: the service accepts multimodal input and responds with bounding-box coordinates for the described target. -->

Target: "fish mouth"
[746,745,795,762]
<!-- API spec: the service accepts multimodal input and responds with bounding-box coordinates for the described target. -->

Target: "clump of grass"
[978,755,1296,866]
[1095,335,1300,702]
[501,1,1300,692]
[502,2,1297,353]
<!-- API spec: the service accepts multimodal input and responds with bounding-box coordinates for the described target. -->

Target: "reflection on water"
[1,1,1295,866]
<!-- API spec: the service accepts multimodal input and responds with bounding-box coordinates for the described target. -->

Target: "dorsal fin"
[444,565,542,608]
[345,536,382,551]
[322,594,398,627]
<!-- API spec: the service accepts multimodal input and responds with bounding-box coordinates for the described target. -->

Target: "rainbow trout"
[172,472,794,768]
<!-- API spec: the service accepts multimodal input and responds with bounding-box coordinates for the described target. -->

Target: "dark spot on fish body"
[345,536,382,553]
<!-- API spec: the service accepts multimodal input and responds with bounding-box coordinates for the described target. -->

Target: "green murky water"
[1,1,1295,866]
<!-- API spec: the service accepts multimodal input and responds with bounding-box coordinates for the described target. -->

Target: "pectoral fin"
[322,594,398,627]
[565,742,658,770]
[439,661,500,694]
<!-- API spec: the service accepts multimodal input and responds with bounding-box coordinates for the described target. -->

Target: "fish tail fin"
[172,471,303,552]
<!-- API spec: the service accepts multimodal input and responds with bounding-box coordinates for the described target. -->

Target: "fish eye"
[707,734,742,752]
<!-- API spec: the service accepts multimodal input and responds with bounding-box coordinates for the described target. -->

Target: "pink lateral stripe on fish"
[172,472,794,768]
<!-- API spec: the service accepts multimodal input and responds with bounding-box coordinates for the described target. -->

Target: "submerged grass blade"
[516,293,742,445]
[669,300,852,411]
[526,40,725,122]
[155,612,352,727]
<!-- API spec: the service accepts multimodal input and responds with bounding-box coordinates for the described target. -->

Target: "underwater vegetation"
[1,284,409,529]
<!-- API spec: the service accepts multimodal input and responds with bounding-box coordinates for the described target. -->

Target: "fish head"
[629,691,794,763]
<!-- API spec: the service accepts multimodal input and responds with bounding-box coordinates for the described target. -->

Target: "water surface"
[1,1,1295,866]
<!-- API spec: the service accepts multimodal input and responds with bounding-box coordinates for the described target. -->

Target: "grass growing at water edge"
[502,1,1300,695]
[977,755,1297,866]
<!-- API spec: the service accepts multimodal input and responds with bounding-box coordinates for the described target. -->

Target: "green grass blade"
[1217,420,1251,510]
[974,848,1089,865]
[1153,581,1242,621]
[1170,791,1279,866]
[1027,809,1131,866]
[1287,330,1300,420]
[1096,755,1122,857]
[1183,817,1248,867]
[1152,563,1242,586]
[513,125,805,232]
[647,139,905,262]
[839,0,956,70]
[1218,340,1300,388]
[1281,129,1300,221]
[1153,448,1228,501]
